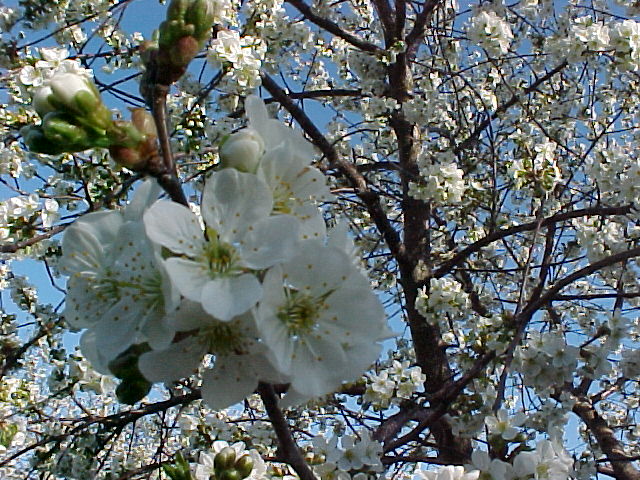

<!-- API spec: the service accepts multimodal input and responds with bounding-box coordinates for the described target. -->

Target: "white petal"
[201,169,272,238]
[290,336,347,397]
[284,241,352,293]
[144,200,205,256]
[79,330,111,374]
[123,178,161,221]
[241,215,300,269]
[201,355,259,410]
[200,274,262,321]
[92,297,144,360]
[165,257,208,303]
[64,276,108,329]
[60,223,108,275]
[139,337,206,383]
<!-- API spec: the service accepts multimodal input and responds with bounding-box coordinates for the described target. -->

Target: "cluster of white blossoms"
[417,441,573,480]
[467,10,513,56]
[0,194,59,242]
[312,430,384,480]
[60,96,390,409]
[364,360,425,410]
[415,277,470,322]
[514,331,579,391]
[208,30,267,90]
[410,150,466,204]
[18,47,91,90]
[547,16,640,69]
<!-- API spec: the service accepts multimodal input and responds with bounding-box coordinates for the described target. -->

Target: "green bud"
[185,0,215,40]
[167,0,189,21]
[116,377,152,405]
[214,447,237,472]
[218,470,242,480]
[162,452,194,480]
[234,455,254,478]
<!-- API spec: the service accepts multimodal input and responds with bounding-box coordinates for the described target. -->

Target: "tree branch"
[257,383,317,480]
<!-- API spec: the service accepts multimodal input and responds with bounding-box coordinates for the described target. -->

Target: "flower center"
[277,290,325,336]
[202,321,247,355]
[202,230,241,277]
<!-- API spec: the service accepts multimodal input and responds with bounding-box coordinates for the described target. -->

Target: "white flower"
[60,180,176,368]
[144,168,300,321]
[245,96,331,239]
[40,198,59,228]
[256,240,390,398]
[485,409,526,441]
[468,10,513,56]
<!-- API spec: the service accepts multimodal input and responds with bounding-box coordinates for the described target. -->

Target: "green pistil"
[202,231,240,278]
[277,291,322,335]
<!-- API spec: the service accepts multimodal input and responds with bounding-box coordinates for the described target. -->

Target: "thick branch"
[572,392,640,480]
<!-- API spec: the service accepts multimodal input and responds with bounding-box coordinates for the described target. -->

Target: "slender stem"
[257,383,317,480]
[150,84,188,206]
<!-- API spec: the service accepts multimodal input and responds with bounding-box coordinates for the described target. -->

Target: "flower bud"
[218,470,241,480]
[234,455,254,478]
[115,376,152,405]
[219,128,264,173]
[32,85,55,117]
[214,446,237,471]
[48,73,99,115]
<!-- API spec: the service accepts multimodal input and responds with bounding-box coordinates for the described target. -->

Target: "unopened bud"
[21,125,67,155]
[32,85,55,117]
[214,447,237,471]
[218,470,241,480]
[219,128,264,173]
[234,455,254,478]
[116,377,152,405]
[48,73,100,115]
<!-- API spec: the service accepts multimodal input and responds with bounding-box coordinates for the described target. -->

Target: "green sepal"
[21,125,69,154]
[42,113,90,146]
[73,89,100,116]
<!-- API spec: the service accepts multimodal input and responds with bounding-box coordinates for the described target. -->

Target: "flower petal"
[201,169,272,238]
[144,200,205,256]
[139,337,206,383]
[201,355,259,410]
[200,273,262,321]
[241,215,300,269]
